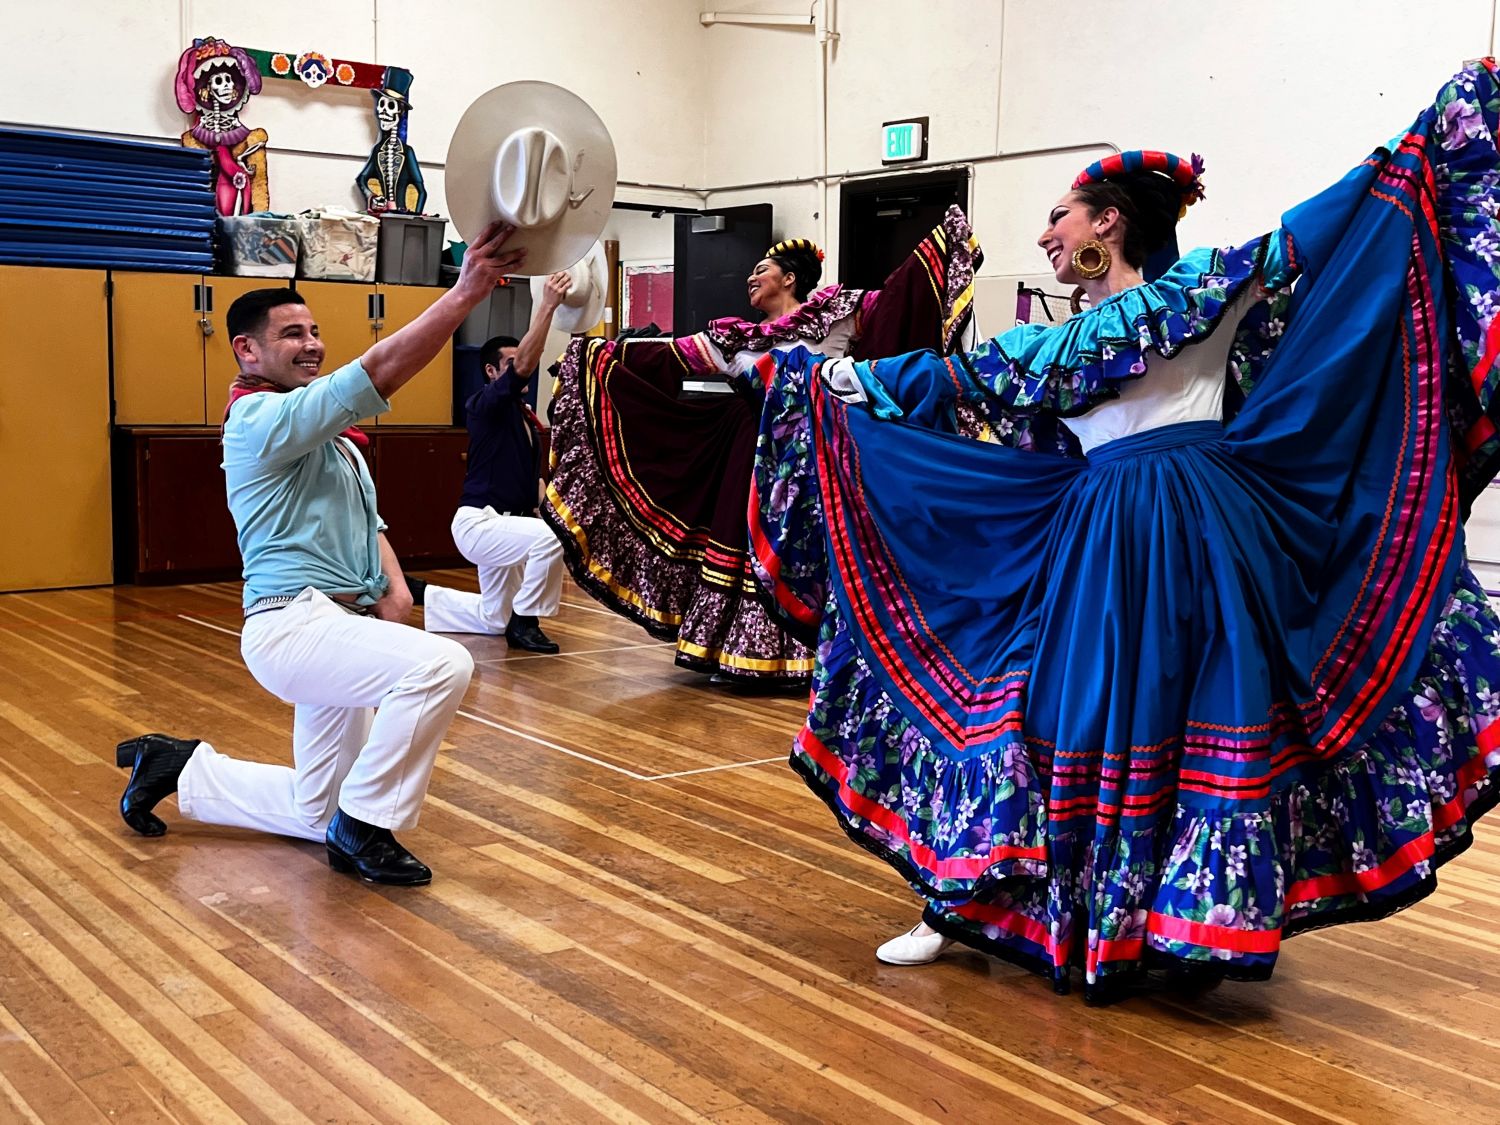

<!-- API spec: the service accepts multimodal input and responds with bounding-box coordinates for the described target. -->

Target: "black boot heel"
[115,733,200,837]
[326,849,355,874]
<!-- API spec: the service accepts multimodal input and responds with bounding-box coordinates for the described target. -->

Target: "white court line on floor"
[455,709,652,780]
[648,757,784,779]
[474,639,674,665]
[559,599,622,618]
[177,614,245,638]
[457,709,782,781]
[177,613,781,782]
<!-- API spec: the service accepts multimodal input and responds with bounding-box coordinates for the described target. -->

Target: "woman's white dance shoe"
[875,922,955,965]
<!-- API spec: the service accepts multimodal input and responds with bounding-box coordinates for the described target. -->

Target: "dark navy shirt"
[458,362,537,514]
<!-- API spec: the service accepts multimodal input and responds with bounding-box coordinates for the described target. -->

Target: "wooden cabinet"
[0,266,113,591]
[112,429,241,584]
[113,273,293,425]
[378,285,455,426]
[115,275,455,428]
[112,273,210,424]
[113,425,468,583]
[3,267,461,591]
[371,429,468,566]
[293,280,454,427]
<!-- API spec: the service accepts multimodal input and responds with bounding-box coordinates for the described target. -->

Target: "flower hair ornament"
[1073,150,1207,219]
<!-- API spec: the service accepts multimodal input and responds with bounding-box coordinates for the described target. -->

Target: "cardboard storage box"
[298,209,378,282]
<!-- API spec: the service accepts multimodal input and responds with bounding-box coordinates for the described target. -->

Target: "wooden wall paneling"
[292,280,380,426]
[377,285,454,426]
[201,276,293,424]
[371,429,468,566]
[111,272,208,425]
[0,266,113,590]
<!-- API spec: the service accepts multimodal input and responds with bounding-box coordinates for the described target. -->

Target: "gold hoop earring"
[1071,239,1111,280]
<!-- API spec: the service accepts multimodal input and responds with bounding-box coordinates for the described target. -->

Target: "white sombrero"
[533,241,608,333]
[446,81,617,276]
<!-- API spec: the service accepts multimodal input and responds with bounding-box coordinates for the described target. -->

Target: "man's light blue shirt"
[223,360,392,608]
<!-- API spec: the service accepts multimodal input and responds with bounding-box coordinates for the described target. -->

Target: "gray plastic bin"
[377,214,445,285]
[456,280,532,347]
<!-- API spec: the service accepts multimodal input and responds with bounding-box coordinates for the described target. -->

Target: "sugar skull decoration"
[175,38,270,215]
[294,52,332,89]
[358,68,427,214]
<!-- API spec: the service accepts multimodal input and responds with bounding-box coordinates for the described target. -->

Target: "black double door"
[839,169,970,290]
[673,203,773,333]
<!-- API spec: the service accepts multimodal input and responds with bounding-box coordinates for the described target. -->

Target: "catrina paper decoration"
[294,52,332,88]
[243,48,389,90]
[357,68,426,214]
[175,38,270,216]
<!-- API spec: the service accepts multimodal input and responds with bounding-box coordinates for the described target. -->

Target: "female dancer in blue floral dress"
[751,63,1500,1002]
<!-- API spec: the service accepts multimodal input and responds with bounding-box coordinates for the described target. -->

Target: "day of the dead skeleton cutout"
[174,38,270,215]
[357,68,426,214]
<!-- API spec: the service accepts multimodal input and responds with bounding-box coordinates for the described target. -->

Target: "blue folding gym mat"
[0,127,215,272]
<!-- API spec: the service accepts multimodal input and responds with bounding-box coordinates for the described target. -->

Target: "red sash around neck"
[223,373,370,448]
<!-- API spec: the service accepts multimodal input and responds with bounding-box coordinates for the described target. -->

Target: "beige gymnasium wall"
[8,0,1500,566]
[700,0,1496,330]
[0,0,713,406]
[0,0,711,220]
[5,0,1495,293]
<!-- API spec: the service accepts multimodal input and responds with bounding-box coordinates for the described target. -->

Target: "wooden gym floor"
[0,571,1498,1124]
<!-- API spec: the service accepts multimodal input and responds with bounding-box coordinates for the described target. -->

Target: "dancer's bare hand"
[371,585,413,624]
[456,220,526,298]
[538,270,573,311]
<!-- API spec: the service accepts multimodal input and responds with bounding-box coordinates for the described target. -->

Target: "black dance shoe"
[115,733,201,837]
[505,615,560,654]
[325,809,432,886]
[406,576,428,606]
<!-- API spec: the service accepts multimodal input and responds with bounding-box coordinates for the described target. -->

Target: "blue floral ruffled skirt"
[750,64,1500,1000]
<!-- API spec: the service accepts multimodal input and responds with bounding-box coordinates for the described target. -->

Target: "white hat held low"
[534,242,608,334]
[446,81,617,276]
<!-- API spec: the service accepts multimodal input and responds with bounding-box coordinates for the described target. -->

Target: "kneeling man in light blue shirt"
[114,222,527,886]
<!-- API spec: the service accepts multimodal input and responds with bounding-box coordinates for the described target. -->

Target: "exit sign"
[881,117,928,164]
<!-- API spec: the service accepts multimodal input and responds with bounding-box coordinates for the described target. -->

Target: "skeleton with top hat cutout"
[359,68,427,214]
[175,38,270,216]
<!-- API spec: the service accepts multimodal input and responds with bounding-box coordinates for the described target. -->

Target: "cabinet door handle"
[193,282,203,313]
[198,281,215,335]
[368,293,378,321]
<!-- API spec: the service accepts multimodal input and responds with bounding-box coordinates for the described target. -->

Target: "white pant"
[176,588,474,840]
[423,507,564,635]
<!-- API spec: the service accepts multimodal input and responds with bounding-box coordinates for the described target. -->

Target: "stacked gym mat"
[0,128,215,272]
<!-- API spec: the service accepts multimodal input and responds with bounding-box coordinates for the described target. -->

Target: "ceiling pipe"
[814,0,837,258]
[700,141,1121,198]
[699,11,813,28]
